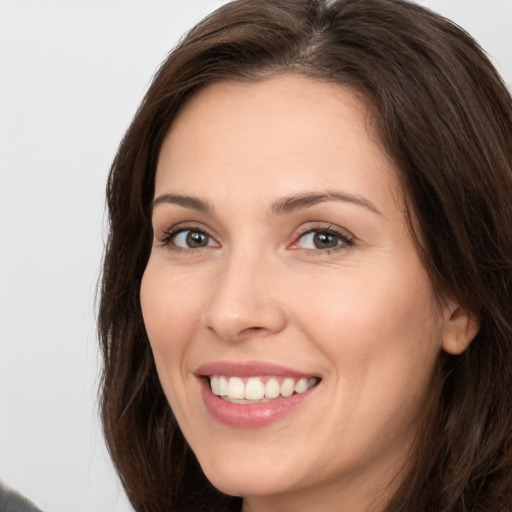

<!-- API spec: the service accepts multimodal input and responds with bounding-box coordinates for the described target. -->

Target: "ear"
[441,302,480,355]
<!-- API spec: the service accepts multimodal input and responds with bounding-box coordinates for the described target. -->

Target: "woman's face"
[141,75,457,511]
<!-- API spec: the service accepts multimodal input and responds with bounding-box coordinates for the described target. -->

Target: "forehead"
[155,74,400,216]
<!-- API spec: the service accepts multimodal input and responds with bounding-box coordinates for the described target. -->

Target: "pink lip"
[195,361,320,428]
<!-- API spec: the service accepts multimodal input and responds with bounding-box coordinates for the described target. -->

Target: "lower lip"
[200,379,317,428]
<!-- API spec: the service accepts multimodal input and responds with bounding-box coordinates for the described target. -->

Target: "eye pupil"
[313,232,338,249]
[186,231,209,248]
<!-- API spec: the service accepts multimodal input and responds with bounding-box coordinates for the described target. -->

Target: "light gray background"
[0,1,510,511]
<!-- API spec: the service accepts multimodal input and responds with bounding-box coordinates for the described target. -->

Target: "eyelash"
[158,223,355,254]
[290,224,355,254]
[159,224,215,251]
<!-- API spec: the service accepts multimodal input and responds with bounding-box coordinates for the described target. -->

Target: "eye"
[290,226,354,252]
[299,231,341,249]
[162,228,218,249]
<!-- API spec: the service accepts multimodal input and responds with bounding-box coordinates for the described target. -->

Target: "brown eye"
[172,229,215,249]
[297,230,343,250]
[312,232,339,249]
[292,228,354,252]
[185,231,210,248]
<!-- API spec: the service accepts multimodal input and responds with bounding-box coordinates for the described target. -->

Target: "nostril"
[246,326,265,332]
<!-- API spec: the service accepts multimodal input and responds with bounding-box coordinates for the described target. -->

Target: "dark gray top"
[0,481,43,512]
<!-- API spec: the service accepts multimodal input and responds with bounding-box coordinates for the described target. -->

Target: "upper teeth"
[209,376,318,401]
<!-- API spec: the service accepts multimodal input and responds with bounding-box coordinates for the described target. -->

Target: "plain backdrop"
[0,1,510,511]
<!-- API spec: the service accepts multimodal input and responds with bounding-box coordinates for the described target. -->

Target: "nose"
[201,249,287,342]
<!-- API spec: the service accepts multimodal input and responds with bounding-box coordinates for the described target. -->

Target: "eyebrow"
[151,190,382,216]
[271,191,383,216]
[152,193,213,213]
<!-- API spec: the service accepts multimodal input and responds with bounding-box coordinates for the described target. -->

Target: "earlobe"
[441,304,480,355]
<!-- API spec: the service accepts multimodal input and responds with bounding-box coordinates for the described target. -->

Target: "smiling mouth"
[208,375,320,403]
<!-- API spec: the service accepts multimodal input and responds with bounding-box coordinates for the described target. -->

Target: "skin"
[140,74,477,512]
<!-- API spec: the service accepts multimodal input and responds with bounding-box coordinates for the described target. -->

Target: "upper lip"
[195,361,318,379]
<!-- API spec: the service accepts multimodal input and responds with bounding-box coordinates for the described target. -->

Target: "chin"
[199,457,297,498]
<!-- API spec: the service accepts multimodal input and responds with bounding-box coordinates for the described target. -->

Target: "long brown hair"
[98,1,512,510]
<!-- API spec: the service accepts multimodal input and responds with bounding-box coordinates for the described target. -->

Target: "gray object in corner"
[0,481,43,512]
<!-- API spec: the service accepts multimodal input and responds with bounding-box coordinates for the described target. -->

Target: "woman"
[98,0,512,511]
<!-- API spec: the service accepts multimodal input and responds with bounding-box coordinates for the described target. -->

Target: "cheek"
[139,261,212,436]
[291,267,444,461]
[140,262,203,373]
[292,263,443,399]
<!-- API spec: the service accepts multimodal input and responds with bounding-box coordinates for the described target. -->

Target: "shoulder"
[0,480,43,512]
